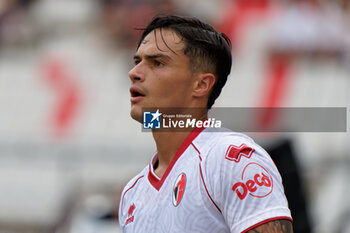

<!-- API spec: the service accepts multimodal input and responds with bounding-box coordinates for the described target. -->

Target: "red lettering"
[232,172,272,200]
[233,163,273,199]
[232,182,248,200]
[261,172,272,187]
[246,179,257,192]
[254,173,264,186]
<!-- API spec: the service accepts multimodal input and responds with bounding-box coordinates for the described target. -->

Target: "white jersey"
[119,128,292,233]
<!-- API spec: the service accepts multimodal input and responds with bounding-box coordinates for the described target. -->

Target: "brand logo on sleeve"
[225,144,255,163]
[125,203,136,225]
[232,162,273,200]
[173,173,186,206]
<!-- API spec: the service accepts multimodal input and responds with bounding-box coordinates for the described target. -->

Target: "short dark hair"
[136,15,232,109]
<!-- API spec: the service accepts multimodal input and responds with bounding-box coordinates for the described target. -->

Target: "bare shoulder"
[247,219,293,233]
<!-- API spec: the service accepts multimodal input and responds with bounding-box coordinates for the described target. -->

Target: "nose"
[129,64,145,83]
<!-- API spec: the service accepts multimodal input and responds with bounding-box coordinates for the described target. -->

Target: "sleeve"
[118,173,145,230]
[201,134,292,233]
[118,183,128,229]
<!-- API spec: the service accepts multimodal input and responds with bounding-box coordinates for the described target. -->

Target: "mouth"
[130,86,145,103]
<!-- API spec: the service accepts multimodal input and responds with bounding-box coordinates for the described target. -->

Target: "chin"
[130,105,143,123]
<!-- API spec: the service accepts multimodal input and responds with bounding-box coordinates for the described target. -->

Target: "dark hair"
[136,15,232,109]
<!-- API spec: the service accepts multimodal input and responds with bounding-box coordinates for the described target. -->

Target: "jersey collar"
[148,127,205,191]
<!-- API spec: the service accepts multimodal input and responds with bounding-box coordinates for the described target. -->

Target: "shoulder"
[196,130,270,167]
[196,130,292,232]
[197,130,288,203]
[193,128,255,151]
[120,166,148,208]
[199,131,279,189]
[121,166,148,197]
[118,166,148,223]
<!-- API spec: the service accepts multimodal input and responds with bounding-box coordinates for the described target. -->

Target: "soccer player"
[119,15,293,232]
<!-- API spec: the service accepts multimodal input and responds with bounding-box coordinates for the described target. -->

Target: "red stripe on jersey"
[191,142,202,161]
[120,175,144,213]
[199,164,222,214]
[148,127,205,191]
[242,216,293,233]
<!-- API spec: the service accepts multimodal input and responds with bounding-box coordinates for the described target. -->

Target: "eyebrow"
[133,53,172,61]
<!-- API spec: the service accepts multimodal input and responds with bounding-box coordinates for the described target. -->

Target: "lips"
[130,86,145,103]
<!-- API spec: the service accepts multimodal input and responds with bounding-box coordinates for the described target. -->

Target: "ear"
[192,73,216,98]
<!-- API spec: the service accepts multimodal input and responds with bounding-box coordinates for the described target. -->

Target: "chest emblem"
[172,173,186,206]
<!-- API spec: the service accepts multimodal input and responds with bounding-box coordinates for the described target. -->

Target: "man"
[119,15,293,232]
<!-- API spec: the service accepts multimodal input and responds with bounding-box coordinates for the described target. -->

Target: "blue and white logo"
[143,109,162,129]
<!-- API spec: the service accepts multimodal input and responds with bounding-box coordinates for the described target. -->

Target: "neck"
[152,131,190,171]
[151,110,207,178]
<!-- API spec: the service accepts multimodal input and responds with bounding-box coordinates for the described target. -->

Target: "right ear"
[192,72,216,98]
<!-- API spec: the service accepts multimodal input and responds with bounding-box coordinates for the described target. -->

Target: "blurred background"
[0,0,349,232]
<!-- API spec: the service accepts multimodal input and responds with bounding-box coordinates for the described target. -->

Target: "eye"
[153,60,164,67]
[134,59,141,65]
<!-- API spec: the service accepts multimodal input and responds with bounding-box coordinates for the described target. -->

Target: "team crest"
[172,173,186,206]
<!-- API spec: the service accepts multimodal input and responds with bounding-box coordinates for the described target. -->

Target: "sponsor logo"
[125,203,135,225]
[173,173,186,206]
[232,162,273,200]
[225,144,255,162]
[143,110,162,129]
